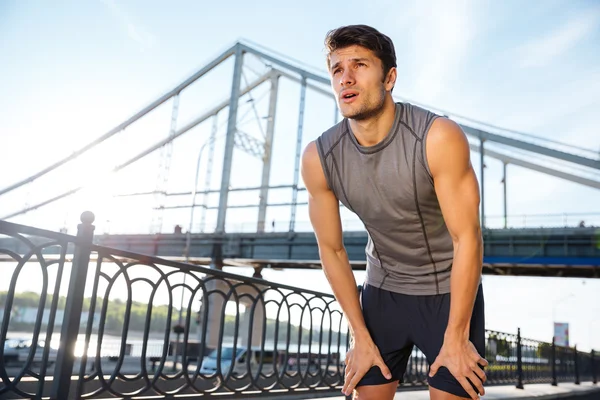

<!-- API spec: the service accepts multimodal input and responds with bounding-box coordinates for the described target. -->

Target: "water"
[6,331,347,359]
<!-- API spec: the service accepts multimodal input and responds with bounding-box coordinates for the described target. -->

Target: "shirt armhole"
[421,113,440,184]
[316,137,334,191]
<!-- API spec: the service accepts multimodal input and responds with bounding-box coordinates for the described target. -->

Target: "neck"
[348,96,397,147]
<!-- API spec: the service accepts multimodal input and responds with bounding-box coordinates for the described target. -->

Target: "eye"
[333,68,342,75]
[357,63,366,67]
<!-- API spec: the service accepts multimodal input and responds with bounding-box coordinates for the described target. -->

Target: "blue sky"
[1,1,599,351]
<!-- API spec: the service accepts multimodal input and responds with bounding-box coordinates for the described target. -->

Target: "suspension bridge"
[1,40,598,277]
[1,41,599,399]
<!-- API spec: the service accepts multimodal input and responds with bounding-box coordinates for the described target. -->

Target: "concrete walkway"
[319,382,600,399]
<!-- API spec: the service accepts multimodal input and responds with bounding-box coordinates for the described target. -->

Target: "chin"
[340,97,386,121]
[340,104,365,120]
[344,106,381,121]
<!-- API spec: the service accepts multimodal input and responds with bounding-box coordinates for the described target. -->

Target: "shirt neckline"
[346,102,403,154]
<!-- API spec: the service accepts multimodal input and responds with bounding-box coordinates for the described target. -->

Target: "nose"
[340,68,355,87]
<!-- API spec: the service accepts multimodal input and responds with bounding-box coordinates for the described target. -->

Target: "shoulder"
[302,140,319,164]
[427,117,469,148]
[301,140,330,195]
[426,118,471,176]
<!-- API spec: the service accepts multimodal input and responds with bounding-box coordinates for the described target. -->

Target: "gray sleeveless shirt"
[316,102,454,295]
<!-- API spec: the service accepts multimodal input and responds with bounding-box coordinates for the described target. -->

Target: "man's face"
[328,45,393,121]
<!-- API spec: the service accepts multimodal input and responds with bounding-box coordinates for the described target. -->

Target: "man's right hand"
[342,336,392,396]
[301,142,390,395]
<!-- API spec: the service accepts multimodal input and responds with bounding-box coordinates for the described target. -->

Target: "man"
[300,25,487,400]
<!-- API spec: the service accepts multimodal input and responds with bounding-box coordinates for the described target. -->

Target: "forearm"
[320,247,371,341]
[446,232,483,341]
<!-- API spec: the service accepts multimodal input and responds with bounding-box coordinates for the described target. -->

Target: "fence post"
[516,327,524,389]
[551,336,557,386]
[574,345,580,385]
[51,211,95,400]
[592,350,597,385]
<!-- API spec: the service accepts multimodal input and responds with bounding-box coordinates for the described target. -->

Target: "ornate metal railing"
[0,213,597,399]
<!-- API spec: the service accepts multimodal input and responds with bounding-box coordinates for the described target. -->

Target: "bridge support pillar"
[240,293,266,349]
[197,278,228,350]
[289,76,307,232]
[197,277,267,351]
[210,242,223,270]
[257,75,280,233]
[216,43,244,233]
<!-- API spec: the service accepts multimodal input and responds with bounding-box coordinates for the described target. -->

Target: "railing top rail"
[0,219,78,243]
[0,218,336,300]
[91,243,335,299]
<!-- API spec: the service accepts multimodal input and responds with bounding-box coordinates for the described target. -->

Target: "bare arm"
[427,118,483,340]
[300,141,368,340]
[301,141,390,396]
[426,118,487,399]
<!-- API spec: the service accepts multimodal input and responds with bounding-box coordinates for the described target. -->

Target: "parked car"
[2,338,21,364]
[2,337,58,365]
[199,346,281,377]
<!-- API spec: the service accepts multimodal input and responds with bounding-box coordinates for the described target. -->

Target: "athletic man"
[301,25,487,400]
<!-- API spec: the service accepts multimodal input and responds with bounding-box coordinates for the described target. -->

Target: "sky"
[1,1,599,351]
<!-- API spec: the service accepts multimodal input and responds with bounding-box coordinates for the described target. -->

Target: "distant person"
[174,225,183,234]
[301,25,487,400]
[578,220,585,227]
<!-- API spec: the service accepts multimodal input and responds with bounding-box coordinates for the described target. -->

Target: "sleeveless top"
[316,102,454,295]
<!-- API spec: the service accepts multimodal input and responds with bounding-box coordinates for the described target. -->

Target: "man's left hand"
[429,338,488,400]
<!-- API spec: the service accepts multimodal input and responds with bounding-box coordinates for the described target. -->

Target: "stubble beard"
[341,88,386,121]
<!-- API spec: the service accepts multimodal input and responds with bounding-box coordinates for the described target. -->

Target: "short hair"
[324,25,397,77]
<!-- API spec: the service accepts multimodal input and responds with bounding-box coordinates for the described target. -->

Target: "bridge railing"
[0,213,597,399]
[188,212,600,234]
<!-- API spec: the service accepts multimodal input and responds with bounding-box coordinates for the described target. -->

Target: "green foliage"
[0,291,188,334]
[0,292,348,345]
[537,342,552,358]
[488,333,512,358]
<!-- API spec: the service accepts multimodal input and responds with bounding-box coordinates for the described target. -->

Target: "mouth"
[340,90,359,103]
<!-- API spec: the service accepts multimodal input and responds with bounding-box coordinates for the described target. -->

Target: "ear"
[385,67,397,92]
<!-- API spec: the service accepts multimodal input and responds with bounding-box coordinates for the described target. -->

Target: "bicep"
[427,119,481,241]
[301,141,344,252]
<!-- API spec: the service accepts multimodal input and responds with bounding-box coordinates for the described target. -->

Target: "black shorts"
[356,283,486,398]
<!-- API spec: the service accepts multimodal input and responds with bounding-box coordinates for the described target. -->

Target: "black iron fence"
[0,213,597,399]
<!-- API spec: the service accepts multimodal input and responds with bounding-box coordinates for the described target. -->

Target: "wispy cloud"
[516,11,600,68]
[100,0,156,51]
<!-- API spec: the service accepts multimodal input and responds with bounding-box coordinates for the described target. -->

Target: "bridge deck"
[4,227,590,278]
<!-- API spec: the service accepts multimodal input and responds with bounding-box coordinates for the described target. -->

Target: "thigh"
[356,284,414,387]
[354,380,398,400]
[412,284,486,398]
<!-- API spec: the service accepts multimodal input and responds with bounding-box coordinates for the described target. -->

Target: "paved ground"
[319,382,600,399]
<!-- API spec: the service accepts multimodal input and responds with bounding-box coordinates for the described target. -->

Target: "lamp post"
[172,130,223,371]
[183,133,223,260]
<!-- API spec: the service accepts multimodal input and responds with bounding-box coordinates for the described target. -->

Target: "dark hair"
[324,25,397,77]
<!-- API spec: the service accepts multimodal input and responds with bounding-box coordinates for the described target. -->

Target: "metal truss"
[1,40,598,234]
